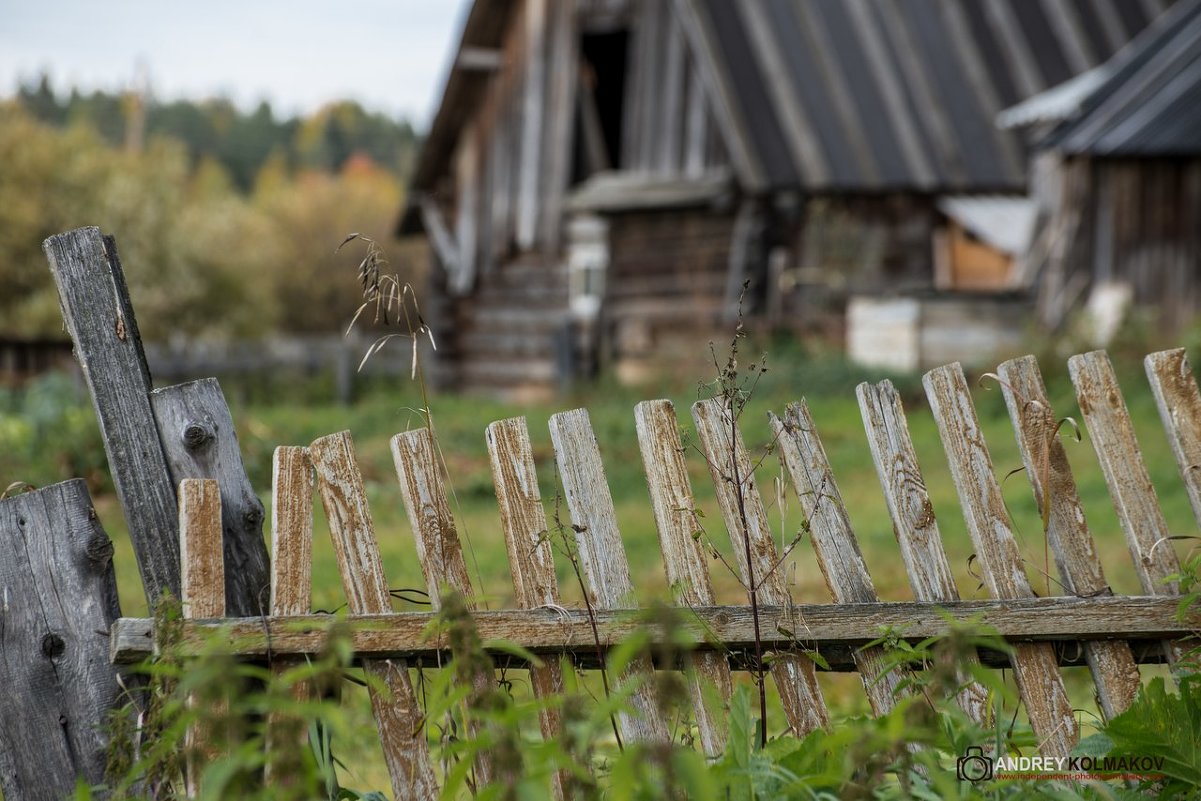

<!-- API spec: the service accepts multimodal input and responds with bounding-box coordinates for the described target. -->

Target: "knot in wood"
[242,506,264,530]
[182,421,215,450]
[41,631,66,659]
[85,531,114,565]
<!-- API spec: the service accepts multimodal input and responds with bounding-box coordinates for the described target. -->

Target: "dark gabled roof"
[1042,0,1201,155]
[682,0,1166,192]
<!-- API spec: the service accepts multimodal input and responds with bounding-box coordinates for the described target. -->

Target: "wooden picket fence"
[111,351,1201,799]
[1,227,1198,800]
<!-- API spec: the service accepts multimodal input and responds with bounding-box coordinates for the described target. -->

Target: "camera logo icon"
[957,746,993,782]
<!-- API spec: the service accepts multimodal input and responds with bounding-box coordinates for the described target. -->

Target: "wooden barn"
[1004,0,1201,333]
[398,0,1169,396]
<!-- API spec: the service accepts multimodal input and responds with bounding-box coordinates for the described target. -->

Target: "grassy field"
[3,336,1197,791]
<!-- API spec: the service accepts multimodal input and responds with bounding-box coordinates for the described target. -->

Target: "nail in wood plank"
[1069,350,1185,666]
[309,432,436,801]
[692,398,830,736]
[856,380,989,722]
[0,480,122,800]
[998,356,1140,718]
[923,364,1078,758]
[635,400,732,756]
[44,226,180,605]
[391,428,494,788]
[179,478,225,798]
[772,401,904,715]
[548,409,670,743]
[152,378,271,617]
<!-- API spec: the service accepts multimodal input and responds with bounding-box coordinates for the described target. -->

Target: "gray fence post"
[0,481,122,800]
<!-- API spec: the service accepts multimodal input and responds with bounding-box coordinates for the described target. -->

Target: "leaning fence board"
[309,432,437,801]
[391,427,494,788]
[550,413,672,744]
[0,481,122,801]
[112,594,1197,666]
[1069,351,1185,666]
[635,400,732,757]
[691,398,830,736]
[549,409,670,744]
[997,356,1140,719]
[772,402,904,715]
[152,378,271,617]
[855,380,989,722]
[44,226,180,605]
[179,479,225,798]
[486,418,568,799]
[391,429,476,605]
[924,364,1078,758]
[1145,348,1201,529]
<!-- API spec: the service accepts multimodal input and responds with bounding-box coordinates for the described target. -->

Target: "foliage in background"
[17,75,419,188]
[0,98,417,341]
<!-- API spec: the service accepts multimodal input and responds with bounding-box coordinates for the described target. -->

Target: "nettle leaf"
[1100,676,1201,790]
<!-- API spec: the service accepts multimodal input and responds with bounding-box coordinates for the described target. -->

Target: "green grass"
[4,338,1198,793]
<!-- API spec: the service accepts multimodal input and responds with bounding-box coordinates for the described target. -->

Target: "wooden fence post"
[44,227,181,605]
[0,480,122,800]
[151,379,271,616]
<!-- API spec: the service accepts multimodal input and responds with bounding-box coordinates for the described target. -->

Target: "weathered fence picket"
[1069,351,1187,666]
[0,481,121,801]
[855,380,990,722]
[152,379,270,616]
[178,478,225,798]
[634,399,733,757]
[772,401,905,715]
[997,355,1141,719]
[308,432,437,801]
[549,408,670,744]
[1145,348,1201,529]
[691,397,831,736]
[924,364,1078,758]
[391,427,495,787]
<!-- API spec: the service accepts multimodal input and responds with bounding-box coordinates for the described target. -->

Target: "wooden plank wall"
[1040,157,1201,330]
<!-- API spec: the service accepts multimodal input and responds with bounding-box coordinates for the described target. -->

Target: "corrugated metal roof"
[1043,0,1201,155]
[996,66,1112,129]
[686,0,1165,192]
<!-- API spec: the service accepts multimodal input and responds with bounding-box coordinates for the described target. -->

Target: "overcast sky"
[0,0,472,126]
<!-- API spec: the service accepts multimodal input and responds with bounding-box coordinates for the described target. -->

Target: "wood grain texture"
[178,478,224,798]
[856,380,989,722]
[390,427,494,788]
[485,418,568,758]
[270,447,313,617]
[113,595,1198,667]
[548,409,669,744]
[44,226,180,605]
[923,364,1078,758]
[309,431,436,801]
[390,429,475,606]
[266,446,314,781]
[152,379,270,617]
[1069,350,1185,665]
[772,402,903,715]
[0,481,122,801]
[691,398,830,735]
[997,356,1140,718]
[179,479,225,620]
[1145,348,1201,529]
[634,400,731,756]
